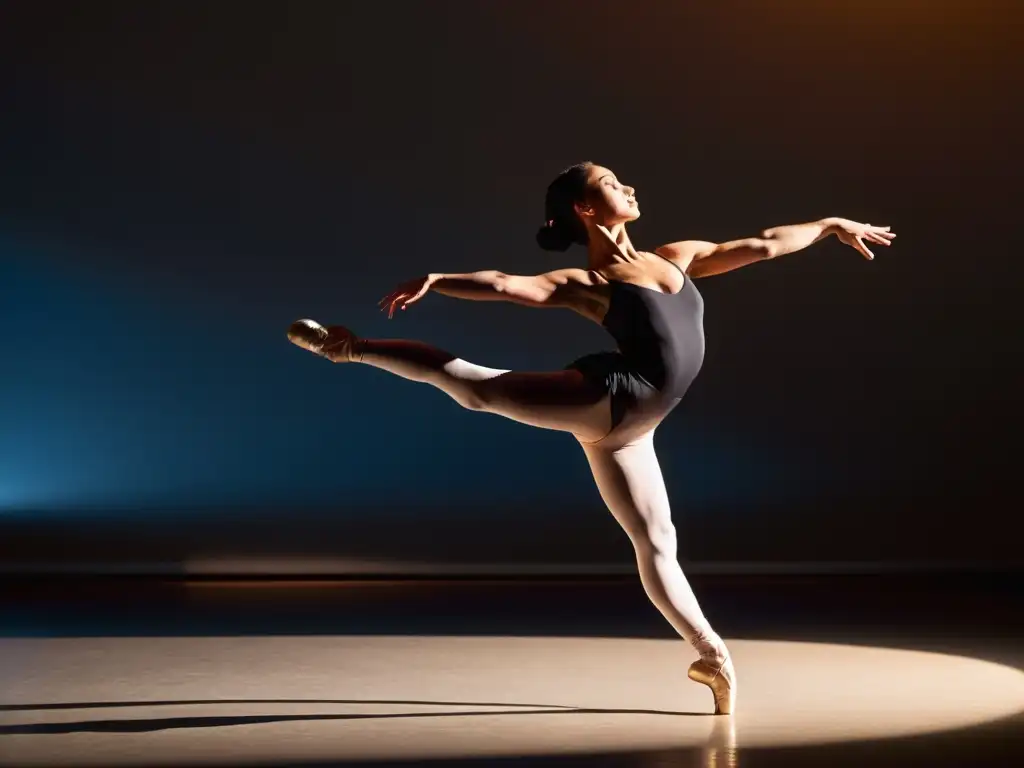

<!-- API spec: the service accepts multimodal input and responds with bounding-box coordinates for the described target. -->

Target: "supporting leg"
[580,431,736,713]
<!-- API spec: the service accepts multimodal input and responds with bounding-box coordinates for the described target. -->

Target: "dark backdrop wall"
[1,1,1020,574]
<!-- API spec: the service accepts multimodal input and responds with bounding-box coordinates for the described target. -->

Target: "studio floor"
[1,571,1022,767]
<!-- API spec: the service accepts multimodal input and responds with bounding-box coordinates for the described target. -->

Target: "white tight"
[580,433,718,648]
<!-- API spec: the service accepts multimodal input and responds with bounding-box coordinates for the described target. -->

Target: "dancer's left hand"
[378,274,437,319]
[830,218,896,261]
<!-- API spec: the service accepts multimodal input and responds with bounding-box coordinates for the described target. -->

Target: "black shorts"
[564,351,660,432]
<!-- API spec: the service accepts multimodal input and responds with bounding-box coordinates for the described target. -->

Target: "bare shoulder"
[654,240,717,273]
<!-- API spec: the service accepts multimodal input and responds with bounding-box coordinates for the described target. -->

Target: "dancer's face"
[575,165,640,227]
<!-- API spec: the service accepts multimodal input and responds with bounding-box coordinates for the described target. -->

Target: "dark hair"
[535,162,594,252]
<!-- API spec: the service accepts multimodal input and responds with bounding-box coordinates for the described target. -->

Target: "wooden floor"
[1,572,1022,767]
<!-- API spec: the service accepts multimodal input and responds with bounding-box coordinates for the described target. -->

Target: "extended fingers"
[379,292,405,316]
[865,227,896,246]
[380,289,429,318]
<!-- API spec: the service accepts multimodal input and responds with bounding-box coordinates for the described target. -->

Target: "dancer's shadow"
[0,698,711,734]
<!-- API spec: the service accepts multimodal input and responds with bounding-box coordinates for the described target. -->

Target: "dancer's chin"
[604,212,640,228]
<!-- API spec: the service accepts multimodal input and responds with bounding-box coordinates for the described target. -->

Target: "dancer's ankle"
[692,632,726,661]
[351,338,367,363]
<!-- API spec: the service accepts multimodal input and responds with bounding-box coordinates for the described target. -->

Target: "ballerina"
[288,161,895,714]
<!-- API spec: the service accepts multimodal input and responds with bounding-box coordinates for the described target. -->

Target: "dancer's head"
[536,162,640,252]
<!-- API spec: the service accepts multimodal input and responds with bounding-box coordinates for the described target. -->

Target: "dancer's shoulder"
[530,268,610,322]
[654,240,718,272]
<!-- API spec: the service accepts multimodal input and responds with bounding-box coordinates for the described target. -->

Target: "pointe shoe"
[287,319,360,362]
[688,650,736,715]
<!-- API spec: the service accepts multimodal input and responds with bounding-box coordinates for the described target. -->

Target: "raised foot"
[287,319,359,362]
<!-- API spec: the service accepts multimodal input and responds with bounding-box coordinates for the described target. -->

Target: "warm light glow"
[1,636,1022,764]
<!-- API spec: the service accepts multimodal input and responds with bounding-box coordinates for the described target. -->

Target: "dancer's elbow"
[752,237,783,260]
[725,237,776,260]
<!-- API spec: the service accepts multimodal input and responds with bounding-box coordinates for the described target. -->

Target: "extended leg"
[358,339,613,442]
[288,321,613,443]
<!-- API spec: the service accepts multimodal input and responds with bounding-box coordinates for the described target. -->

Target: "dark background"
[0,0,1020,574]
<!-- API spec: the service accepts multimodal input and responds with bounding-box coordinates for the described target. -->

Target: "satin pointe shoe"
[287,319,360,362]
[688,647,736,716]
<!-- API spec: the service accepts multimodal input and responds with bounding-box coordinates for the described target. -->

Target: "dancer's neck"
[586,223,643,271]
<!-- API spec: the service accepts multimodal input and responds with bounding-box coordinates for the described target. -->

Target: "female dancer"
[287,162,894,715]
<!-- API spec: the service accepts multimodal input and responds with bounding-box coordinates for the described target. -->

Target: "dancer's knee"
[635,520,679,561]
[461,379,504,412]
[459,382,490,412]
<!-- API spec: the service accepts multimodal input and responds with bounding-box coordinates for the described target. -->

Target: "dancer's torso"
[569,257,706,399]
[599,276,705,398]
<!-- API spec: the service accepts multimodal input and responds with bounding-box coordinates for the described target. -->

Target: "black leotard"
[566,259,705,437]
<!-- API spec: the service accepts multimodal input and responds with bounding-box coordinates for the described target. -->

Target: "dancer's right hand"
[378,274,438,319]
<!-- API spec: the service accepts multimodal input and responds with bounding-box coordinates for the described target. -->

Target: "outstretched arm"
[658,217,895,278]
[378,268,592,317]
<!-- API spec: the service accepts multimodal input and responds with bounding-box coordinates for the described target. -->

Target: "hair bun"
[535,219,574,252]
